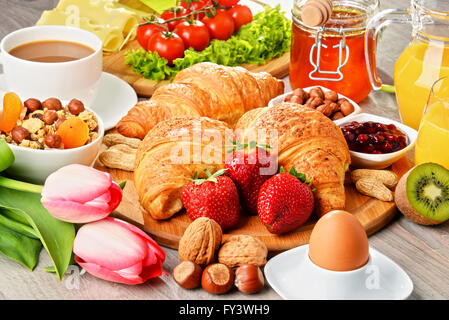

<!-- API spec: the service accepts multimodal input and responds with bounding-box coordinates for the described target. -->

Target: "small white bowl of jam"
[339,113,418,169]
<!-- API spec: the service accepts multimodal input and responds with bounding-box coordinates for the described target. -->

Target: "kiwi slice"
[406,163,449,222]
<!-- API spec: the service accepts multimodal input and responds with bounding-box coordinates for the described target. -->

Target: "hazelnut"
[42,110,58,125]
[292,88,308,103]
[340,100,355,116]
[284,94,294,102]
[309,87,324,99]
[11,126,30,144]
[201,263,234,295]
[332,112,345,120]
[324,90,339,102]
[55,118,66,131]
[68,99,85,116]
[173,261,202,289]
[289,95,302,104]
[316,104,333,117]
[235,264,265,294]
[306,97,324,109]
[44,134,62,149]
[42,98,62,111]
[24,98,42,113]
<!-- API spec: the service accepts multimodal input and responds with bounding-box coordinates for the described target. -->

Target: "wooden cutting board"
[102,40,290,97]
[99,157,412,252]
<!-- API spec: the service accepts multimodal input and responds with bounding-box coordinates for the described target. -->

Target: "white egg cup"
[265,244,413,300]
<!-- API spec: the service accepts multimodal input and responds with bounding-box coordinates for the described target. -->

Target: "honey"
[290,2,378,103]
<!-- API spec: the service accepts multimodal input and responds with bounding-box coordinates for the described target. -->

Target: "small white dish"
[4,105,104,184]
[265,244,413,300]
[0,71,138,130]
[339,113,418,170]
[268,85,362,125]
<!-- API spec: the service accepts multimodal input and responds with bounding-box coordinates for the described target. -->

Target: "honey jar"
[290,0,379,103]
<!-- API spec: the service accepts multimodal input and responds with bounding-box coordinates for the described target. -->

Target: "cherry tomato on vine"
[175,20,210,52]
[136,23,165,50]
[202,11,235,40]
[161,6,189,31]
[180,0,209,19]
[147,31,185,65]
[218,0,240,7]
[227,5,253,31]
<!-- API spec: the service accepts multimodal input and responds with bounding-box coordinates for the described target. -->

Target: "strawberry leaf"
[285,167,314,187]
[191,168,226,185]
[226,139,271,153]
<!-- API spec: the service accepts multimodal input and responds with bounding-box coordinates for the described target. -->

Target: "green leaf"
[139,0,176,13]
[0,209,39,239]
[0,222,42,271]
[119,180,127,190]
[44,254,76,273]
[0,187,75,280]
[0,140,15,172]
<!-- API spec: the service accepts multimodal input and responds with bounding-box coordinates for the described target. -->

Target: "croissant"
[235,102,351,216]
[134,116,230,220]
[117,62,284,139]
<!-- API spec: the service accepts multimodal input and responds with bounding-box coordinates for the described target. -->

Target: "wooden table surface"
[1,0,448,300]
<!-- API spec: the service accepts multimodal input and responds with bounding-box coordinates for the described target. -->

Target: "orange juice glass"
[365,0,449,130]
[415,76,449,169]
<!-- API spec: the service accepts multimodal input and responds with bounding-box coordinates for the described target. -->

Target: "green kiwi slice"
[406,163,449,222]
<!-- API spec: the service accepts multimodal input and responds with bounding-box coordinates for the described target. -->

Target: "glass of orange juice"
[415,76,449,169]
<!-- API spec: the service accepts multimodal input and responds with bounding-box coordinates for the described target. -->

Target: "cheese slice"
[36,0,139,52]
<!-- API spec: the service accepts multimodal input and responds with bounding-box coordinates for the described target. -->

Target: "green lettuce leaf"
[125,5,292,81]
[0,187,75,280]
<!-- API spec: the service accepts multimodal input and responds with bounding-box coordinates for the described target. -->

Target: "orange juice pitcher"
[365,0,449,130]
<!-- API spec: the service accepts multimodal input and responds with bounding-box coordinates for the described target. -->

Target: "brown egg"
[308,210,369,271]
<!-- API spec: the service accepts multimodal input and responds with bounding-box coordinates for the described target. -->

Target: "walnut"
[218,235,267,268]
[178,217,222,267]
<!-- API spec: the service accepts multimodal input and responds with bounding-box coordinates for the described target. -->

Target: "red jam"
[341,121,408,154]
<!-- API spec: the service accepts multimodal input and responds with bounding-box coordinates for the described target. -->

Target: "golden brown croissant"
[134,116,231,220]
[117,62,284,139]
[234,102,351,216]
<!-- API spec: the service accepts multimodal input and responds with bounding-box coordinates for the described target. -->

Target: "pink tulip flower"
[41,164,122,223]
[73,217,166,285]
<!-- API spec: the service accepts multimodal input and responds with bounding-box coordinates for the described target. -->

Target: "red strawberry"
[225,141,276,215]
[181,168,240,230]
[258,167,315,234]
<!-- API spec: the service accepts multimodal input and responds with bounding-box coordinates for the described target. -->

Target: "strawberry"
[181,168,240,230]
[257,167,315,234]
[225,140,276,215]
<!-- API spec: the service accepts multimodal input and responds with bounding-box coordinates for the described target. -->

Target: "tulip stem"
[0,176,43,194]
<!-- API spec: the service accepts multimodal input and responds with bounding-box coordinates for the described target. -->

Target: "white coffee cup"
[0,25,102,106]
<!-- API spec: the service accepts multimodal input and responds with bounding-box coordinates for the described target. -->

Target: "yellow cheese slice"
[36,0,138,52]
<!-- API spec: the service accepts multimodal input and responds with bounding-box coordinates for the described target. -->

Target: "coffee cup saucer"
[0,71,137,130]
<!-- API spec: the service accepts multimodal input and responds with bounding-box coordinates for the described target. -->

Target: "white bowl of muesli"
[1,97,104,184]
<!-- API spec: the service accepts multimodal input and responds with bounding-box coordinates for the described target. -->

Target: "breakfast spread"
[0,93,99,150]
[3,0,449,302]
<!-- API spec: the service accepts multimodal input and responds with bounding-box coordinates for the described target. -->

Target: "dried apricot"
[56,117,89,149]
[0,92,23,133]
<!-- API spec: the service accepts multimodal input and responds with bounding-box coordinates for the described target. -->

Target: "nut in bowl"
[268,86,362,125]
[339,113,417,170]
[1,94,104,184]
